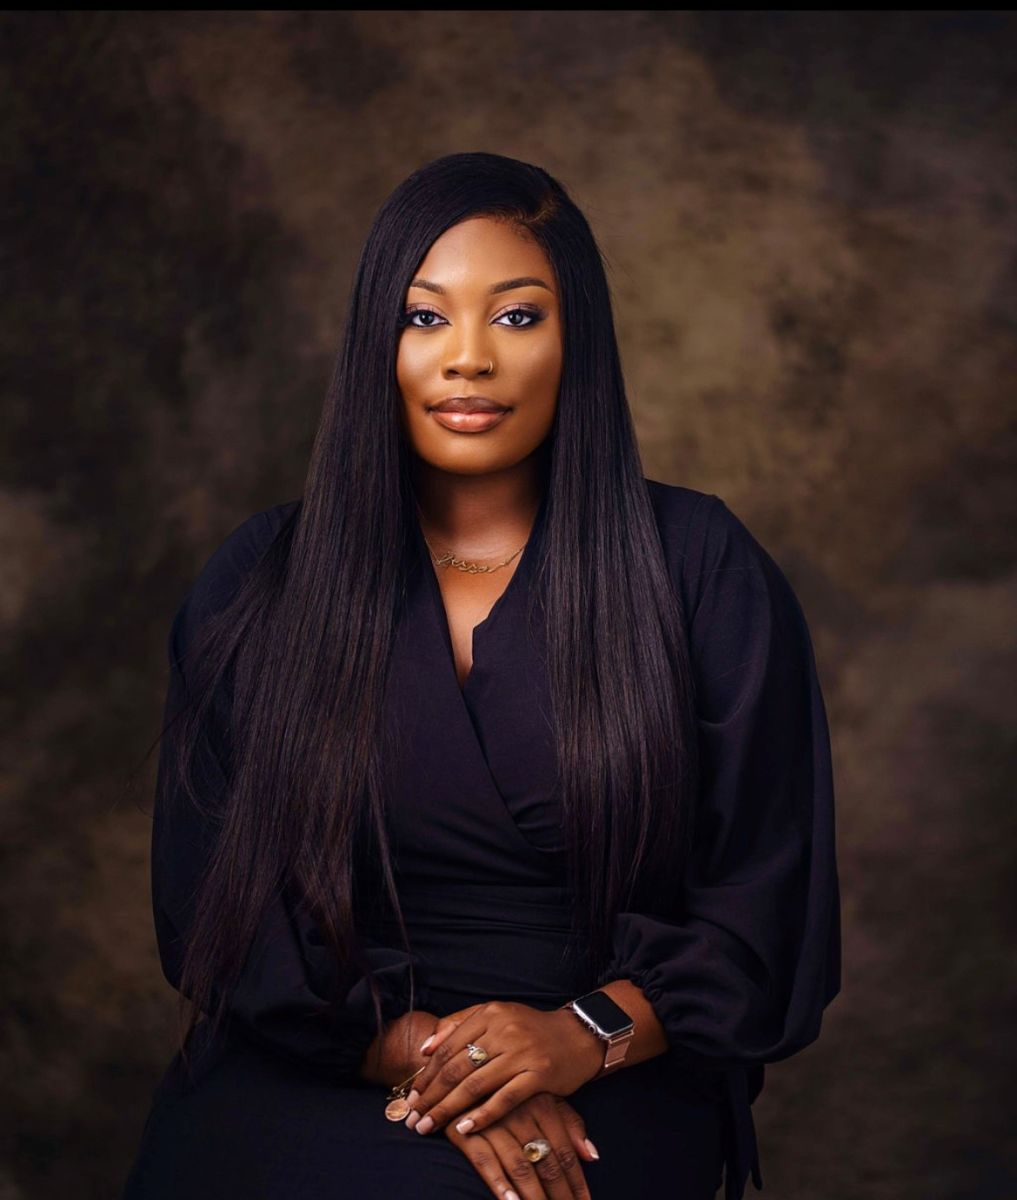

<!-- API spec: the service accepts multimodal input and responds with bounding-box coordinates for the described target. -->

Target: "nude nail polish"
[584,1137,600,1160]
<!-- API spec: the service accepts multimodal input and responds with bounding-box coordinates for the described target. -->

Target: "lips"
[430,395,510,414]
[429,407,510,433]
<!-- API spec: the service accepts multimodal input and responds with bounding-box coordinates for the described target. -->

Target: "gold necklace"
[416,502,528,573]
[422,536,526,574]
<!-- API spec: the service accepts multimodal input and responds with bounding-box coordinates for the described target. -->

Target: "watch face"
[574,990,634,1037]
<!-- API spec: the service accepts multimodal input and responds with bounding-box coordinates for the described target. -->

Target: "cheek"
[516,338,562,392]
[395,342,417,396]
[396,335,437,390]
[396,356,423,444]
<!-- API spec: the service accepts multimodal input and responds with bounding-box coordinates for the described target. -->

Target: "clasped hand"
[403,1000,602,1139]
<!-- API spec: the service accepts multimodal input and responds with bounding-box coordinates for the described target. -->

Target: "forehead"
[410,217,554,292]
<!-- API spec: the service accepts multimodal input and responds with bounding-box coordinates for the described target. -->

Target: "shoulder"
[644,479,773,621]
[172,499,301,654]
[186,499,300,610]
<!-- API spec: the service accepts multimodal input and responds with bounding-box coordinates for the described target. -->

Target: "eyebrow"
[408,275,553,296]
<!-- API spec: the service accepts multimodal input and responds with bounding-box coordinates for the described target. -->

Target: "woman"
[122,152,840,1200]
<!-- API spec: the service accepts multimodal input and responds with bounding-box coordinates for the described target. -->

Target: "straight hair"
[155,151,701,1081]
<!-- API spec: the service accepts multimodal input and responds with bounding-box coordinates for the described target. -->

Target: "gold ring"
[466,1042,489,1066]
[523,1137,552,1163]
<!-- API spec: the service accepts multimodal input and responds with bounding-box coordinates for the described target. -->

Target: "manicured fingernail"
[405,1109,420,1130]
[505,1191,521,1200]
[406,1089,420,1107]
[584,1137,600,1160]
[415,1114,434,1135]
[456,1117,475,1134]
[420,1035,435,1052]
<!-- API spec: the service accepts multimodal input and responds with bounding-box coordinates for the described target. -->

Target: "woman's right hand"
[444,1090,599,1200]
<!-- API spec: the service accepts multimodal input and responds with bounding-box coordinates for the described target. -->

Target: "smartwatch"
[560,990,635,1077]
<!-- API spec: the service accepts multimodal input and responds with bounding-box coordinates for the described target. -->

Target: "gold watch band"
[596,1028,635,1076]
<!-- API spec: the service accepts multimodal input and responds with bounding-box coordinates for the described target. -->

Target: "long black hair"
[157,151,701,1079]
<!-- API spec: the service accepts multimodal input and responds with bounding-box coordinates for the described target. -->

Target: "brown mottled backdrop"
[3,10,1015,1199]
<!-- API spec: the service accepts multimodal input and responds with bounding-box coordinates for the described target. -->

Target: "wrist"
[550,1007,605,1085]
[359,1010,439,1088]
[557,990,640,1080]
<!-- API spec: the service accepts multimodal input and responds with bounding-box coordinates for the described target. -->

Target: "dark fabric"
[150,569,428,1083]
[122,480,840,1199]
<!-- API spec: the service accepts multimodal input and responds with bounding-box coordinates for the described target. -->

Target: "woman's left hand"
[402,1000,604,1138]
[445,1090,598,1200]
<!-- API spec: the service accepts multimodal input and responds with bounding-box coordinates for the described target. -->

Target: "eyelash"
[400,304,545,330]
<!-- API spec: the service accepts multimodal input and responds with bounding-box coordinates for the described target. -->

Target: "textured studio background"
[3,11,1015,1199]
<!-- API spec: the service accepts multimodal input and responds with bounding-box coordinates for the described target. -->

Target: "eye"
[401,306,447,329]
[399,304,546,330]
[494,305,545,328]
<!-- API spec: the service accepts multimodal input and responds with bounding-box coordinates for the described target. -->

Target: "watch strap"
[598,1029,634,1076]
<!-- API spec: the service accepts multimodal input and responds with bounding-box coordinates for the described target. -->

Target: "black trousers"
[121,1022,725,1199]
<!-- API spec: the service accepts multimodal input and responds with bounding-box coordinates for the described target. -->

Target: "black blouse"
[150,479,841,1200]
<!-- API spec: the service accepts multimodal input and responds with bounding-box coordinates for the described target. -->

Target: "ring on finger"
[522,1137,552,1163]
[465,1042,490,1066]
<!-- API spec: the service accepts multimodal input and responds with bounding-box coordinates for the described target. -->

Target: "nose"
[441,328,494,379]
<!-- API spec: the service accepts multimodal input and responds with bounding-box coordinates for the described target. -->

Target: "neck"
[412,452,547,558]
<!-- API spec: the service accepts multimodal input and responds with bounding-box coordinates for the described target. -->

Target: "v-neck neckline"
[395,485,563,863]
[415,487,548,698]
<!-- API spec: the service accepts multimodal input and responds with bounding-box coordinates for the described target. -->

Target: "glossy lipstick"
[428,395,511,434]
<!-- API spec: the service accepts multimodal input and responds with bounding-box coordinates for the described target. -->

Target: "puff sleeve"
[152,506,430,1084]
[598,493,841,1197]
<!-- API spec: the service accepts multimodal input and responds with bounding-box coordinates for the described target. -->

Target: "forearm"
[550,978,670,1083]
[372,982,669,1093]
[599,977,669,1067]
